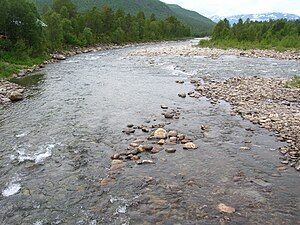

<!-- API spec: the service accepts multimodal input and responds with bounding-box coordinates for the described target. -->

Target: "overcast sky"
[161,0,300,17]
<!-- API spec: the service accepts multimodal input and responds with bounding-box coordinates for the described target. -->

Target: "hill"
[167,4,215,36]
[211,12,300,25]
[33,0,215,35]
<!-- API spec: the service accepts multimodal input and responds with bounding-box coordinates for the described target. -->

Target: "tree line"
[200,18,300,50]
[0,0,191,59]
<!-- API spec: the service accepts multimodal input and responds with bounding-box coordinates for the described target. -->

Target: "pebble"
[158,139,165,145]
[178,93,187,98]
[240,147,251,151]
[122,128,135,134]
[217,203,236,214]
[165,148,176,153]
[183,142,198,150]
[153,128,167,139]
[164,112,174,119]
[169,137,177,142]
[194,76,300,171]
[168,130,178,137]
[136,159,155,165]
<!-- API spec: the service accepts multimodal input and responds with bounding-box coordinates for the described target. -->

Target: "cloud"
[162,0,300,17]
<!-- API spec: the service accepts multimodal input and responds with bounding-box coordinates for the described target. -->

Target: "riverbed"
[0,40,299,225]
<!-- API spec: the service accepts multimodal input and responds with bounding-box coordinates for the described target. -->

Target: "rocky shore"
[188,76,300,171]
[0,81,25,104]
[129,44,300,60]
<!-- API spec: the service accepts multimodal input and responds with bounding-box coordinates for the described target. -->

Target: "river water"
[0,41,299,225]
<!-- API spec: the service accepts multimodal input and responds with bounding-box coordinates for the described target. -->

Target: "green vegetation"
[285,76,300,88]
[32,0,215,36]
[200,19,300,51]
[167,4,214,36]
[1,0,191,78]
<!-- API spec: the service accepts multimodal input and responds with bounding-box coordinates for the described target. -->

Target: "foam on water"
[2,177,21,197]
[12,143,55,164]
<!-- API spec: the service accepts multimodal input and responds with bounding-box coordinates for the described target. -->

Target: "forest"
[200,18,300,51]
[0,0,191,78]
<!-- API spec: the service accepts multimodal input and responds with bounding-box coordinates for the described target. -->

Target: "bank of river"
[0,40,299,224]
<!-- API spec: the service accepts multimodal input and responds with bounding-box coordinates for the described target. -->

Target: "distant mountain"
[33,0,215,35]
[211,12,300,25]
[167,4,215,35]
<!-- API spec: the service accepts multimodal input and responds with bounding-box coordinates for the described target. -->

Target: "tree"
[0,0,9,35]
[53,0,76,18]
[43,11,63,50]
[5,0,44,53]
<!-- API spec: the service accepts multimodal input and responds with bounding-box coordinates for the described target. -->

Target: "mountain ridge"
[211,12,300,25]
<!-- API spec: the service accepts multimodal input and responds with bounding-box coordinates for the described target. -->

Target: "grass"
[0,53,49,79]
[285,76,300,88]
[199,39,300,52]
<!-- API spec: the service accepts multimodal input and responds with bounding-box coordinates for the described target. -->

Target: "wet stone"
[217,203,236,214]
[164,112,174,119]
[240,147,251,151]
[165,148,176,153]
[153,128,167,139]
[183,142,198,150]
[151,147,162,154]
[136,159,155,165]
[142,127,150,132]
[169,137,177,143]
[168,130,178,137]
[158,139,165,145]
[122,128,135,135]
[178,93,187,98]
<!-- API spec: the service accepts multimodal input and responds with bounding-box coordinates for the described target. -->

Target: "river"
[0,40,299,225]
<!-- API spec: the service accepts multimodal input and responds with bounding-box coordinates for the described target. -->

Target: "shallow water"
[0,41,300,225]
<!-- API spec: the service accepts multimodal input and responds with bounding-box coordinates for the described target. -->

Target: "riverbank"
[188,76,300,171]
[129,43,300,60]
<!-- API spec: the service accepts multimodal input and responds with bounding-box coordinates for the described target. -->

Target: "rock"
[158,139,165,145]
[183,142,197,150]
[143,145,153,151]
[201,125,209,131]
[142,127,149,133]
[217,203,236,214]
[164,112,174,119]
[178,93,186,98]
[136,159,155,165]
[122,128,135,135]
[161,105,168,109]
[177,134,185,140]
[165,148,176,153]
[176,80,184,84]
[169,137,177,142]
[294,161,300,171]
[153,128,167,139]
[240,147,250,151]
[111,154,121,160]
[131,155,140,161]
[52,54,66,60]
[127,124,134,128]
[8,91,23,101]
[168,130,178,137]
[130,143,139,148]
[151,147,162,154]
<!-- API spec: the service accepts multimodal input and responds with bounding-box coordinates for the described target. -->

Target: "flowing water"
[0,41,300,225]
